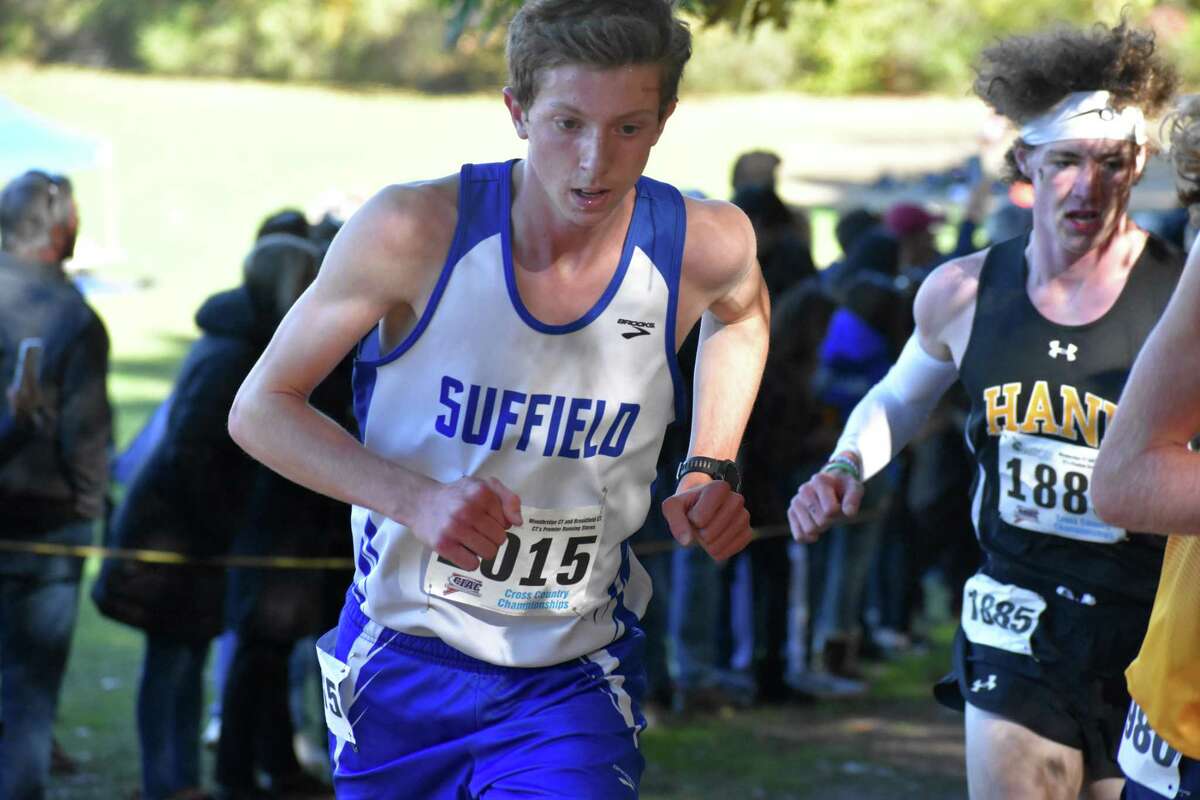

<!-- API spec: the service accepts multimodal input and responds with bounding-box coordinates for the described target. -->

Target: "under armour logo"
[1048,340,1077,361]
[971,674,998,693]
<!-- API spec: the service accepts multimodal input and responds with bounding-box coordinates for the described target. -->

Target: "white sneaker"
[293,732,329,776]
[202,716,221,749]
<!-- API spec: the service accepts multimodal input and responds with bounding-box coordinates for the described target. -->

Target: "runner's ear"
[503,88,530,140]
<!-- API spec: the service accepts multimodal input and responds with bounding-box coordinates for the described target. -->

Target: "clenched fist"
[662,474,752,561]
[411,475,523,570]
[788,466,864,544]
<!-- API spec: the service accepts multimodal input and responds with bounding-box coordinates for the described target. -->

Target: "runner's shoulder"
[914,248,988,335]
[362,176,459,265]
[680,196,755,291]
[321,175,459,296]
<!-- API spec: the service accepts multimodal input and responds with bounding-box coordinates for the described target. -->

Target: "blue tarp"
[0,96,107,180]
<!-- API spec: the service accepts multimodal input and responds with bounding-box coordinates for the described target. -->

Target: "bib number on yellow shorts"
[998,431,1126,544]
[961,573,1045,656]
[1119,700,1183,799]
[424,504,604,616]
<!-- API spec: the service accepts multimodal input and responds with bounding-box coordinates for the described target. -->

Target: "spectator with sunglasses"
[0,169,112,800]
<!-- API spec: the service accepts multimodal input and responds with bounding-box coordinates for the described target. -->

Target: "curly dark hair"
[974,21,1179,182]
[1166,95,1200,208]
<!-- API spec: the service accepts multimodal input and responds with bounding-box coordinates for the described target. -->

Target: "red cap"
[883,203,945,237]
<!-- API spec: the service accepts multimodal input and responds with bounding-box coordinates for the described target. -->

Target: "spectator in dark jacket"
[808,235,912,682]
[215,337,353,800]
[93,233,320,800]
[738,280,836,700]
[732,185,816,300]
[0,170,112,800]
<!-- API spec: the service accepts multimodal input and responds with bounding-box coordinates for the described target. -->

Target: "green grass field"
[0,66,968,798]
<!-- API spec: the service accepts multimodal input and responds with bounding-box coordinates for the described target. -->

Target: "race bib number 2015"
[424,504,604,617]
[998,431,1127,544]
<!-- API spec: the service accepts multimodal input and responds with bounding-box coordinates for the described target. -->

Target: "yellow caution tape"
[0,508,878,567]
[0,539,354,570]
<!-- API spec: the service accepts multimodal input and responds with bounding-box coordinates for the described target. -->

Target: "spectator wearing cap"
[883,203,944,271]
[885,196,994,282]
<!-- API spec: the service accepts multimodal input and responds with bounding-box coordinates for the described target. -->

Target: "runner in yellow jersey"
[1093,95,1200,800]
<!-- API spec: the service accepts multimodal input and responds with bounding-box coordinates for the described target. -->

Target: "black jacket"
[225,350,354,643]
[95,286,355,641]
[93,287,267,639]
[0,252,112,533]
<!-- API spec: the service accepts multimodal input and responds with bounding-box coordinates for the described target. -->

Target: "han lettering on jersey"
[982,380,1126,543]
[434,374,641,458]
[982,380,1117,448]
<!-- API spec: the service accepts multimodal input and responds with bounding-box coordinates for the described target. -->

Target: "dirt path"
[641,694,969,799]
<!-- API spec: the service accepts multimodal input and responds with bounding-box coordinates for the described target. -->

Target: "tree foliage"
[436,0,820,43]
[2,0,1198,95]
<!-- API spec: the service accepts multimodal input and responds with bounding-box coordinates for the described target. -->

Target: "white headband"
[1019,91,1147,146]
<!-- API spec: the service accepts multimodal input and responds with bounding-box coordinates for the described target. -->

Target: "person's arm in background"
[949,162,992,259]
[1093,237,1200,534]
[661,199,770,561]
[0,347,41,465]
[59,312,113,521]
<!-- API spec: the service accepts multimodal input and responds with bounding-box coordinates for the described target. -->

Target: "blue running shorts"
[317,601,647,799]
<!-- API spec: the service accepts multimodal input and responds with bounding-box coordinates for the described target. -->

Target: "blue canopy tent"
[0,97,121,266]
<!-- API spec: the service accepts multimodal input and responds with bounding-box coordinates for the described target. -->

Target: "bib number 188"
[1006,458,1089,514]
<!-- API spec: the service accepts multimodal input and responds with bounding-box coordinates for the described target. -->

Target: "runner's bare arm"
[788,250,983,542]
[228,180,520,569]
[1093,237,1200,535]
[661,199,768,559]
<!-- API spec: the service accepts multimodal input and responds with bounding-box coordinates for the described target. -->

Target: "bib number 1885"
[965,586,1037,635]
[960,573,1045,656]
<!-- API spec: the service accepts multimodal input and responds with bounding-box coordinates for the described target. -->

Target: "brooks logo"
[618,318,655,339]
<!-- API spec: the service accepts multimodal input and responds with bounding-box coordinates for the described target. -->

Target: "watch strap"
[676,456,741,491]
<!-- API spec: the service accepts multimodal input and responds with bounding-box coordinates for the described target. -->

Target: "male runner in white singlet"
[789,22,1180,800]
[228,2,769,797]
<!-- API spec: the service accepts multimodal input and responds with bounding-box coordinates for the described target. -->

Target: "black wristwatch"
[676,456,741,491]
